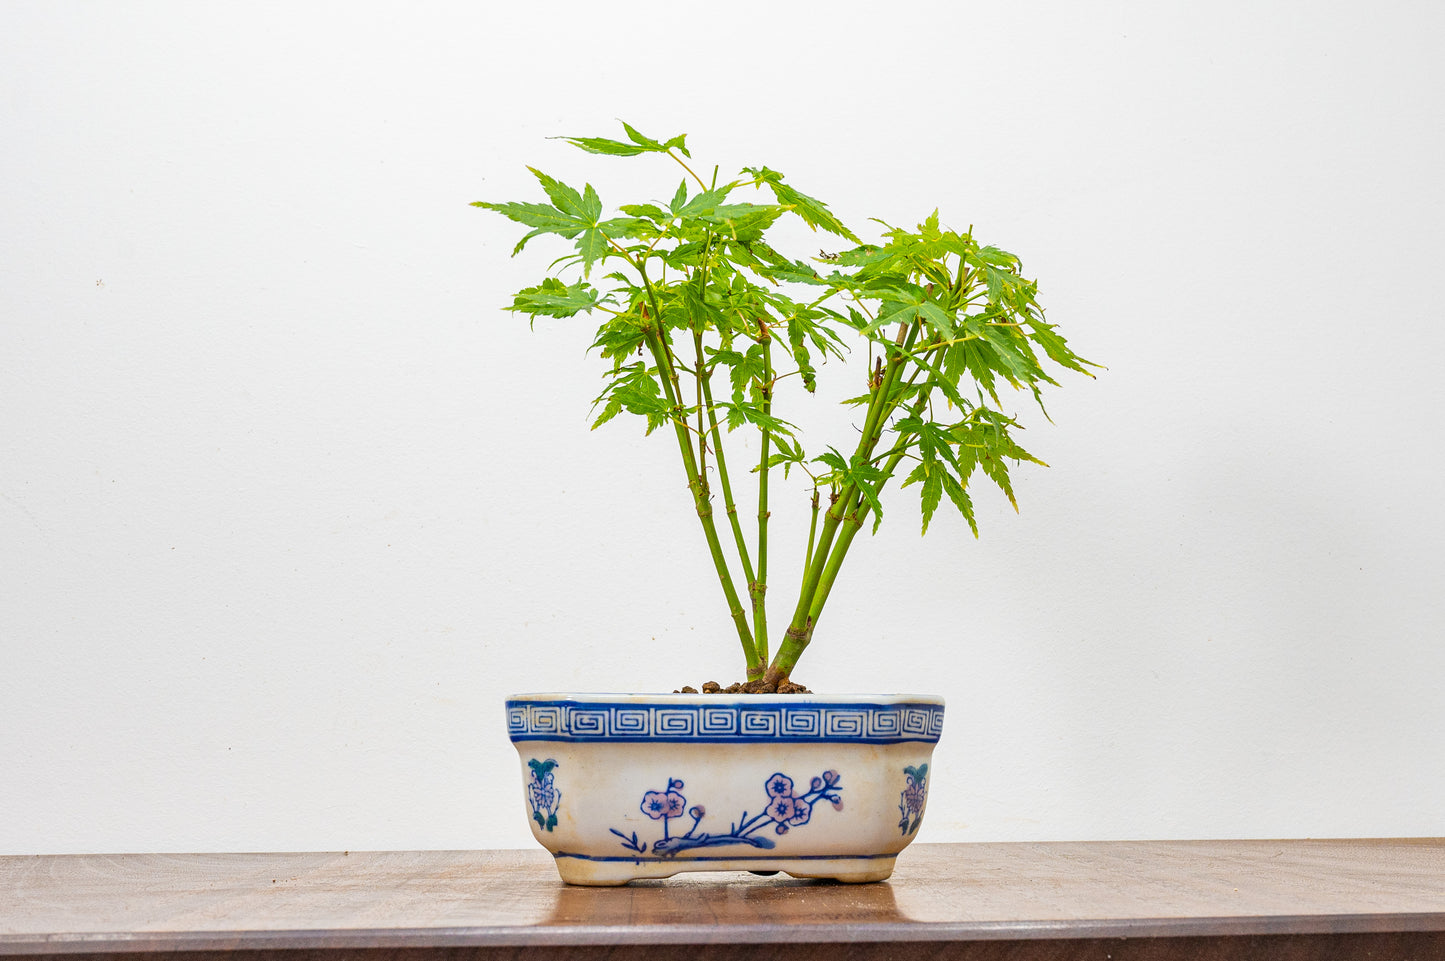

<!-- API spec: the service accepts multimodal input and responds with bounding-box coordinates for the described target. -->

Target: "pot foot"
[784,863,895,883]
[553,855,896,885]
[554,859,674,886]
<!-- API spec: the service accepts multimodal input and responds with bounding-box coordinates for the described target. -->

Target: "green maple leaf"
[507,278,603,318]
[474,168,609,276]
[741,166,861,243]
[555,121,689,158]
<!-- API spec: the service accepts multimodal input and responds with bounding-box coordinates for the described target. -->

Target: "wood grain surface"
[2,841,1442,957]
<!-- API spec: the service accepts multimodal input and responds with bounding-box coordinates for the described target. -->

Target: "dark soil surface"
[672,680,812,695]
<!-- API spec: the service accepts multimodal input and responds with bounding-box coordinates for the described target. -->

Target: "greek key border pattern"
[505,701,945,744]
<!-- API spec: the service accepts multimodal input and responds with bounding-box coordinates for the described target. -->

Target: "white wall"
[3,1,1442,855]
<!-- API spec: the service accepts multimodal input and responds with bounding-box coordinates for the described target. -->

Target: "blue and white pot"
[506,692,945,885]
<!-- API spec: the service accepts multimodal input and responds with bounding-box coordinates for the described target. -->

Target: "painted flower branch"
[475,123,1096,691]
[610,771,844,858]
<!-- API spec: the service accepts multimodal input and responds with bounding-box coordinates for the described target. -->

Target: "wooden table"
[3,841,1442,960]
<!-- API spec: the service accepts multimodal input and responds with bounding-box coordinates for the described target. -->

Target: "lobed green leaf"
[940,471,978,537]
[507,278,603,318]
[741,166,861,243]
[920,468,943,534]
[556,122,689,159]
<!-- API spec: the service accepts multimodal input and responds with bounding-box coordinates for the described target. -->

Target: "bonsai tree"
[475,123,1094,693]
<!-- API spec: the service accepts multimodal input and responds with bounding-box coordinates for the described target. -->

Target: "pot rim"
[506,692,945,704]
[506,692,945,744]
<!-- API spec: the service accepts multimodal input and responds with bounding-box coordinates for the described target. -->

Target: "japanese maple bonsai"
[475,123,1094,693]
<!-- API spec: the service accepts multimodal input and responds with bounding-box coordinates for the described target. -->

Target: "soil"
[673,679,813,695]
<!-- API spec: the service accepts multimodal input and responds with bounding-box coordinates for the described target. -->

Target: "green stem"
[633,256,757,672]
[697,335,759,600]
[775,349,896,672]
[802,487,820,579]
[805,510,863,635]
[781,490,843,664]
[803,393,929,632]
[667,150,709,191]
[695,336,707,479]
[644,329,758,671]
[826,322,918,540]
[688,234,765,682]
[769,323,921,683]
[754,326,773,664]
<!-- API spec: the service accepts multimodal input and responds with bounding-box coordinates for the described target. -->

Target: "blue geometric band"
[506,700,945,744]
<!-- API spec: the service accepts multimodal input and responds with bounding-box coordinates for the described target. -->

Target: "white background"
[3,1,1443,855]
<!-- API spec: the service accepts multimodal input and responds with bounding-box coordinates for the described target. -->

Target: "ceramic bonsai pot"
[506,692,945,885]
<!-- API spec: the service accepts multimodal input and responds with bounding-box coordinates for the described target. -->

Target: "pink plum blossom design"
[613,769,843,856]
[766,795,797,823]
[786,796,812,827]
[641,790,687,820]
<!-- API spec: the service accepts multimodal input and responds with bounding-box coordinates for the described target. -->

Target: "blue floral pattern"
[611,770,842,857]
[898,763,928,835]
[527,758,560,832]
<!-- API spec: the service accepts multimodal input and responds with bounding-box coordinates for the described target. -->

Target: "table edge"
[3,913,1445,953]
